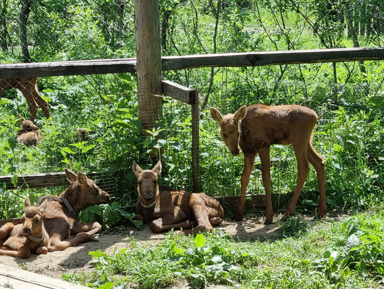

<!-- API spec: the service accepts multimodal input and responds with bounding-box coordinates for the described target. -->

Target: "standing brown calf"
[17,116,42,146]
[210,104,326,224]
[36,169,111,252]
[133,161,224,235]
[0,197,49,259]
[0,78,50,122]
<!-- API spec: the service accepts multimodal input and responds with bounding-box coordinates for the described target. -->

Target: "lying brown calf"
[0,197,49,259]
[133,161,224,235]
[17,116,42,146]
[36,169,111,252]
[0,77,50,122]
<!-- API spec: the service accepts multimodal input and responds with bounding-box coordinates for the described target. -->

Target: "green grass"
[63,204,384,288]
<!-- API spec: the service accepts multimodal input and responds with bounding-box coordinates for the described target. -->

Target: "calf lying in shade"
[133,161,224,235]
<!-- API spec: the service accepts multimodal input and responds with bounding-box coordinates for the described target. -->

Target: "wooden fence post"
[191,94,201,192]
[134,0,162,133]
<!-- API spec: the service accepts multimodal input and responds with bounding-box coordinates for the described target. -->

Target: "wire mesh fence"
[0,0,383,219]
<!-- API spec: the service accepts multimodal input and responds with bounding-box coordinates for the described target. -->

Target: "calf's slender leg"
[259,146,274,224]
[235,153,256,221]
[73,222,102,236]
[30,81,50,119]
[307,143,327,217]
[285,141,310,217]
[48,233,96,252]
[150,218,196,234]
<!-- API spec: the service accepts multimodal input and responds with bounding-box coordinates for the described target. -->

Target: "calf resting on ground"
[36,169,111,252]
[0,197,49,259]
[133,161,224,235]
[17,115,42,146]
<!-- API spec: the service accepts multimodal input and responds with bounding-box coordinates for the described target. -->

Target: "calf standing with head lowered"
[210,104,326,224]
[133,161,224,235]
[36,169,111,252]
[0,197,49,259]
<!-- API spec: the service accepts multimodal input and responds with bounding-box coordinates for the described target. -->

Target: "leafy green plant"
[0,184,21,219]
[64,209,384,289]
[80,202,142,229]
[313,212,384,281]
[63,231,255,288]
[278,216,311,238]
[169,233,238,287]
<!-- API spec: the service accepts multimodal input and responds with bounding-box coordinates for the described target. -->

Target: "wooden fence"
[0,171,114,191]
[1,47,383,193]
[1,47,383,79]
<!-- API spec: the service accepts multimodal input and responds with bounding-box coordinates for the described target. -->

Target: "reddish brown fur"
[0,197,49,259]
[133,161,224,235]
[0,78,50,122]
[36,169,111,252]
[17,116,42,146]
[210,104,326,223]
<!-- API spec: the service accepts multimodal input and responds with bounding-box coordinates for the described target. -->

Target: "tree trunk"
[0,0,8,51]
[345,5,367,75]
[202,0,222,110]
[116,0,124,48]
[20,0,32,63]
[161,8,170,52]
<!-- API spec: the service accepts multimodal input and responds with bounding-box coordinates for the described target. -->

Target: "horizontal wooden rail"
[0,171,114,191]
[1,47,383,79]
[0,58,136,79]
[162,47,384,70]
[0,263,90,289]
[162,80,197,105]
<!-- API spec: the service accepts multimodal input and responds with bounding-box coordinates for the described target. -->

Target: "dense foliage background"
[0,0,383,219]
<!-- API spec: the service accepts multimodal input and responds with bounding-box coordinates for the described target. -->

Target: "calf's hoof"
[210,217,223,226]
[316,207,327,219]
[264,219,273,225]
[233,213,243,221]
[86,234,99,242]
[76,232,98,243]
[18,246,31,259]
[283,209,296,218]
[37,247,48,255]
[314,213,326,220]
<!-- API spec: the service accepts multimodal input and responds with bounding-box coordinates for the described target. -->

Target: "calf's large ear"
[234,105,247,123]
[24,196,31,208]
[65,169,77,183]
[40,200,48,213]
[132,161,143,177]
[209,107,223,124]
[77,172,88,186]
[152,161,162,177]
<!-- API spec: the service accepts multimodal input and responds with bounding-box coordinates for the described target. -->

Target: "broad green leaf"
[173,245,185,255]
[195,234,206,248]
[82,144,96,153]
[61,147,76,155]
[11,175,18,188]
[99,282,114,289]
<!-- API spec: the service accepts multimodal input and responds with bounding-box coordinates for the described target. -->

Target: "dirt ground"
[0,214,338,287]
